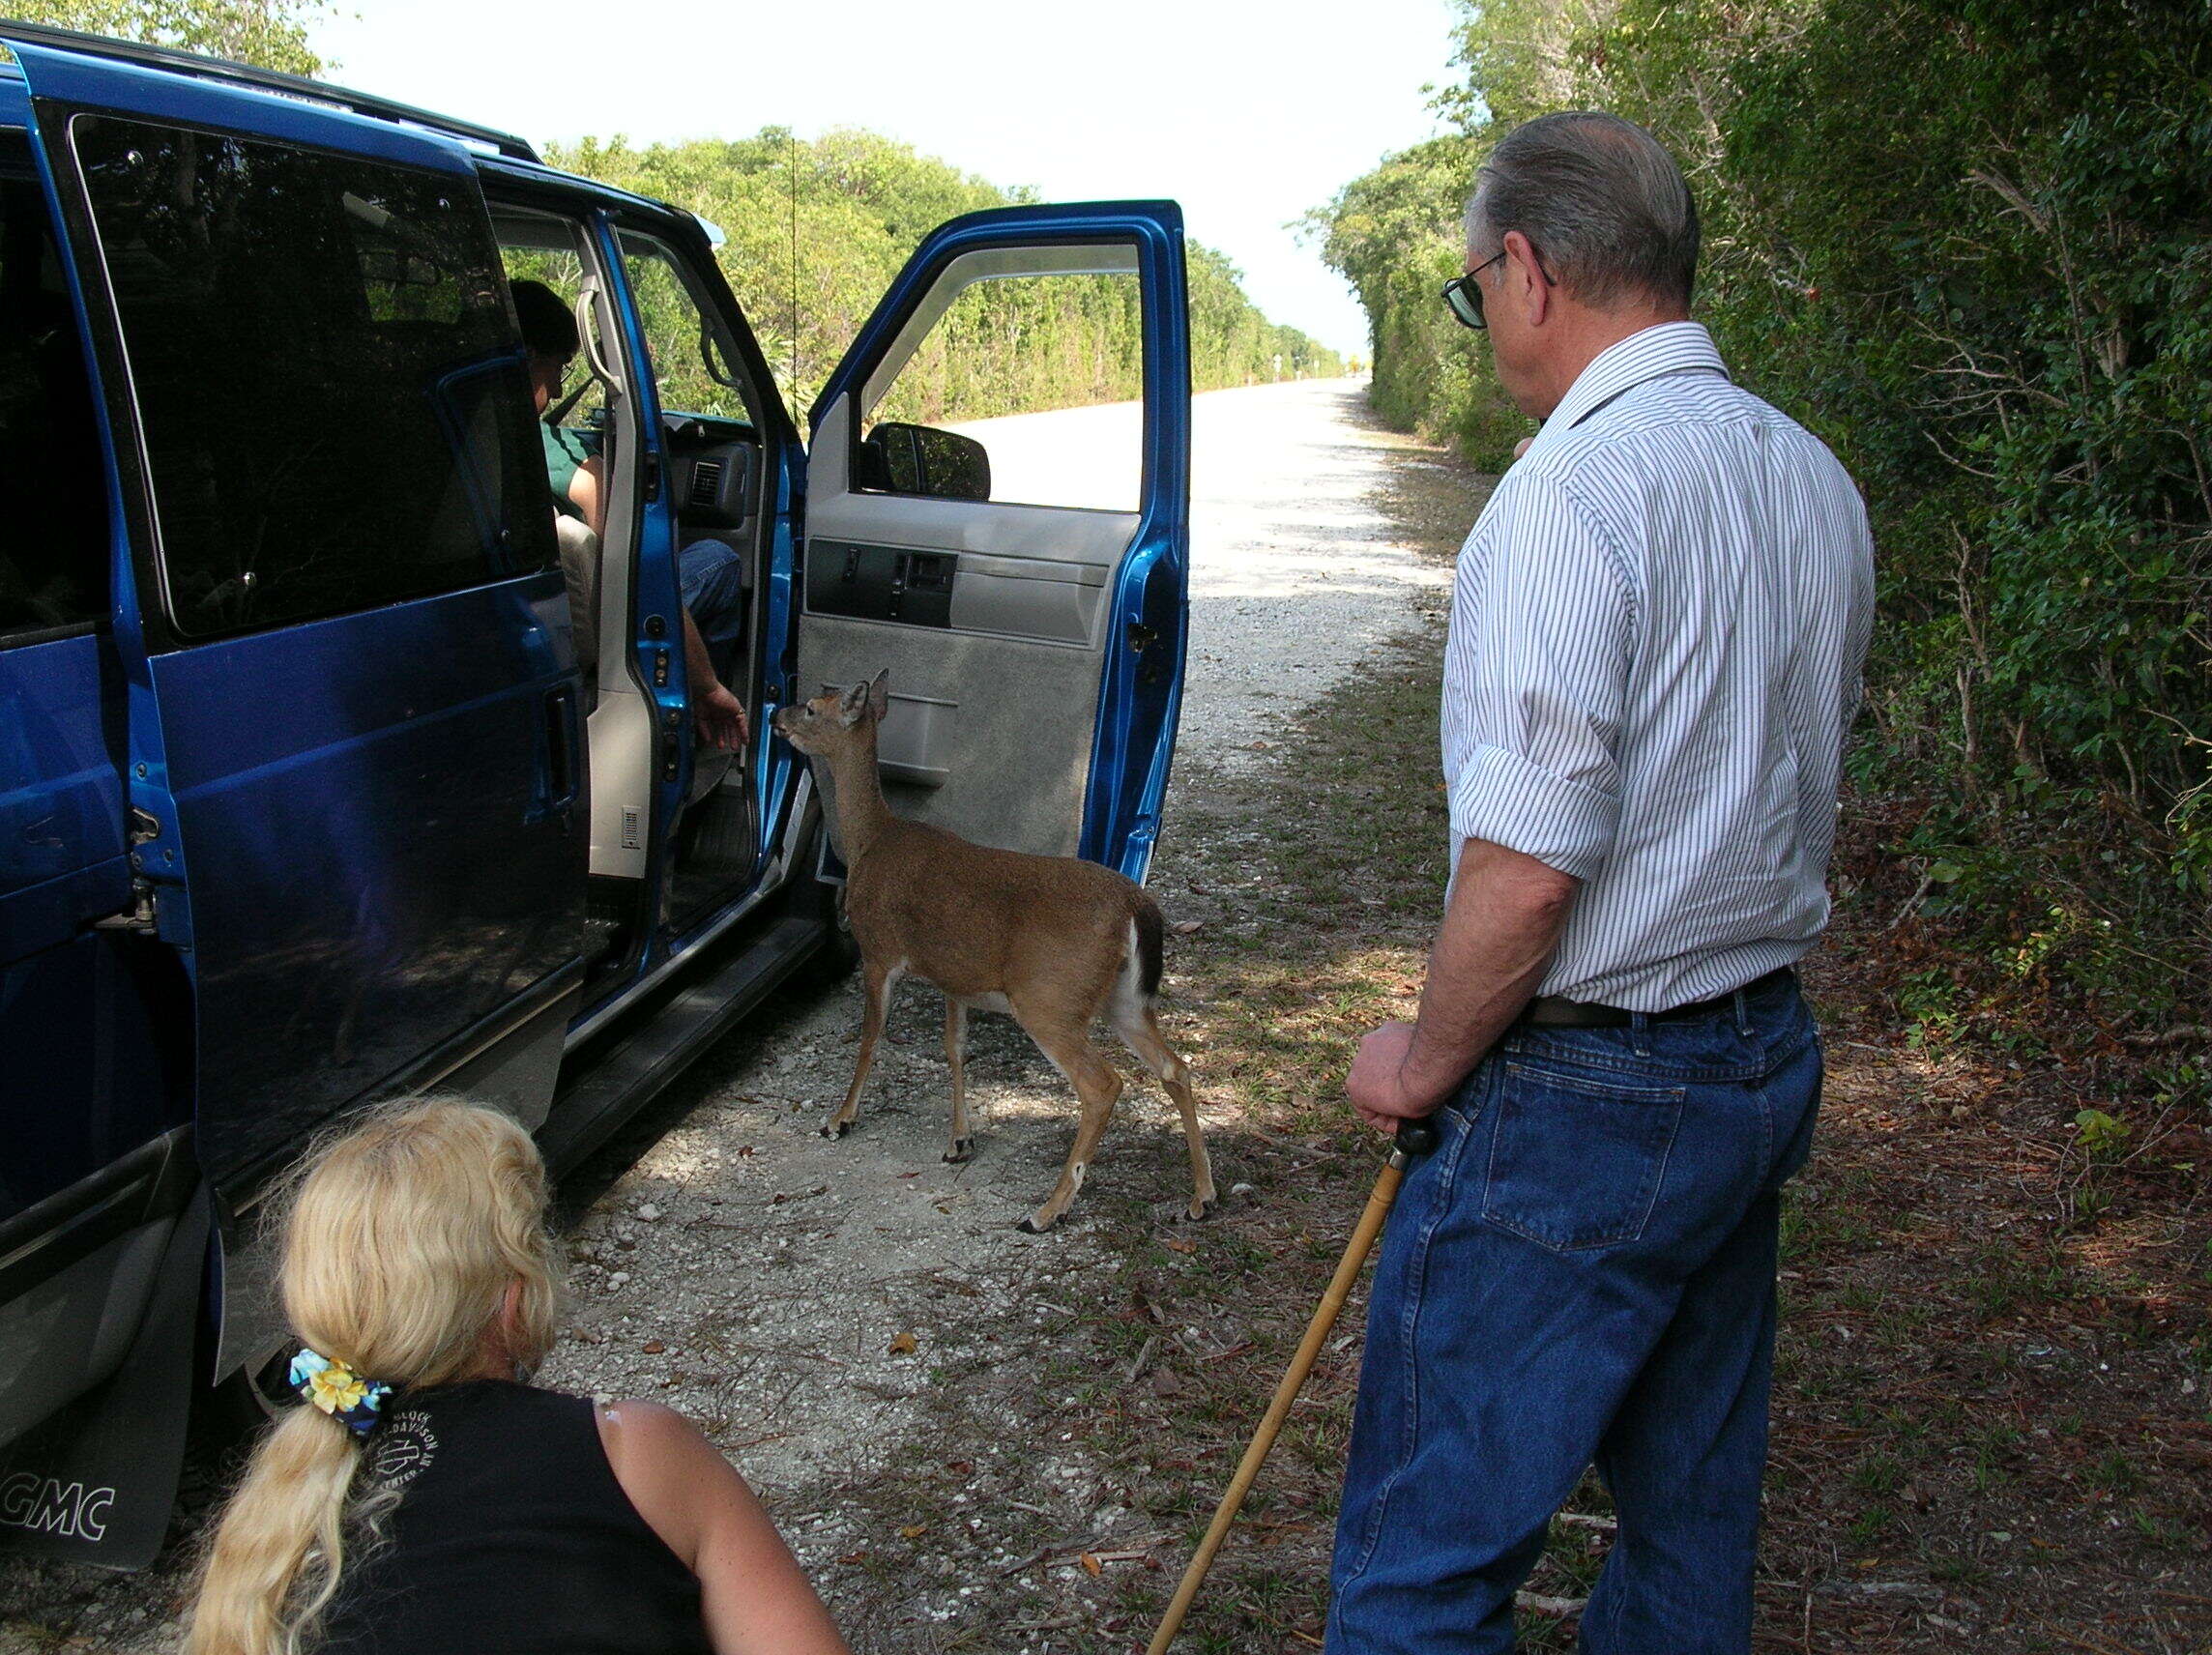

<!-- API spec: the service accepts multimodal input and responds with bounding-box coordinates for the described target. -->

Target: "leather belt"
[1518,967,1795,1030]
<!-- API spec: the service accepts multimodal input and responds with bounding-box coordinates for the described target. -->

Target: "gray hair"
[1465,111,1699,310]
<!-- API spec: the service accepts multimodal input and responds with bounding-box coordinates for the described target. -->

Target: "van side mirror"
[856,421,991,503]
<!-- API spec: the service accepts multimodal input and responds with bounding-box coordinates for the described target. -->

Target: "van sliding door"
[5,41,592,1222]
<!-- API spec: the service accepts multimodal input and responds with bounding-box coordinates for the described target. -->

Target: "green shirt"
[541,422,597,519]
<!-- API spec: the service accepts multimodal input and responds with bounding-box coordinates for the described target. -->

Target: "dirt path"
[0,379,1470,1653]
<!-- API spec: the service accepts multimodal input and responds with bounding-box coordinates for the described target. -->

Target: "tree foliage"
[553,129,1341,425]
[1314,0,2212,1033]
[6,0,324,74]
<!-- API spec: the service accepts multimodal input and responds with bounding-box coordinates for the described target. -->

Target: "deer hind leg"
[826,961,899,1139]
[943,997,975,1163]
[1012,1017,1123,1234]
[1113,997,1218,1223]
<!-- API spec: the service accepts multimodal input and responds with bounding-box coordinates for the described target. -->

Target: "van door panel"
[801,205,1189,879]
[147,579,583,1186]
[0,113,189,1454]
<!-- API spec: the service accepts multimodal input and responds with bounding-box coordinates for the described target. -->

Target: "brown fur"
[771,671,1215,1233]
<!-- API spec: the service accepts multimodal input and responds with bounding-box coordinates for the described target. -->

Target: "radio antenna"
[788,130,800,422]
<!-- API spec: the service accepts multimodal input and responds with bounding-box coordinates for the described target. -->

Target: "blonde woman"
[187,1100,850,1655]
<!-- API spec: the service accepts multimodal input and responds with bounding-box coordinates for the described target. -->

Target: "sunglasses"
[1441,250,1508,330]
[1441,245,1555,330]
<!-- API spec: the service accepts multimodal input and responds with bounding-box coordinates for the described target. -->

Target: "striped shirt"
[1441,321,1875,1011]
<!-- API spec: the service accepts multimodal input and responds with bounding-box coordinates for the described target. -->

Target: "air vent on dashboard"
[687,458,726,508]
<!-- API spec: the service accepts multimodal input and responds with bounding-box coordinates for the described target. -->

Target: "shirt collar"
[1528,321,1729,453]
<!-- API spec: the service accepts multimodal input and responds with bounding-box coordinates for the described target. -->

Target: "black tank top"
[318,1380,712,1655]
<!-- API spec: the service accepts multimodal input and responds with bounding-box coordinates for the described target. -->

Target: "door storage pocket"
[1481,1062,1686,1252]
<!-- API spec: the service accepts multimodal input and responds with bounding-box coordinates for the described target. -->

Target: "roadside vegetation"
[550,131,1341,423]
[1307,0,2211,1102]
[2,0,325,74]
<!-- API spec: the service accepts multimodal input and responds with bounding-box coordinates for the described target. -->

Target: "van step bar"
[538,915,824,1175]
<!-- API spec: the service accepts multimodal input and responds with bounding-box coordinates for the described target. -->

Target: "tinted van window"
[0,134,104,646]
[73,117,553,639]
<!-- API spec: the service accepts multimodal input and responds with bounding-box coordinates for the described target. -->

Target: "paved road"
[0,376,1469,1655]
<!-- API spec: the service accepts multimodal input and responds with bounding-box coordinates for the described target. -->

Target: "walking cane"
[1146,1115,1441,1655]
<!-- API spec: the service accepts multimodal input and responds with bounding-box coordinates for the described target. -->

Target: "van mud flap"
[0,1185,208,1570]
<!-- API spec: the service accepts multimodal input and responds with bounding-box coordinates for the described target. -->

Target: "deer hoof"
[1179,1197,1220,1224]
[821,1119,852,1140]
[1015,1211,1059,1235]
[944,1138,975,1164]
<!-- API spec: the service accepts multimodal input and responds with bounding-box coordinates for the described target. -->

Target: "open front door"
[6,37,590,1212]
[800,202,1189,879]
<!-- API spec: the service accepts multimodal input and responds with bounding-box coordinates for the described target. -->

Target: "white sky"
[311,0,1460,358]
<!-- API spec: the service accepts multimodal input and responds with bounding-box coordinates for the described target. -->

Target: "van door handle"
[544,686,580,812]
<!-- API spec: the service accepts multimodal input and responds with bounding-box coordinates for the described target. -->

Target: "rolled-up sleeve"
[1445,475,1634,881]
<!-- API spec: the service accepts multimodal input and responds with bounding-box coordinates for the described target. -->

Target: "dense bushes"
[553,130,1340,424]
[1314,0,2212,1044]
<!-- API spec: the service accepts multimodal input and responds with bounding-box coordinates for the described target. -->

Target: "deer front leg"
[1015,1031,1123,1234]
[825,962,895,1139]
[944,997,974,1163]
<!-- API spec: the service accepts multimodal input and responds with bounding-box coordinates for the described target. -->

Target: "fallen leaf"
[1080,1552,1104,1578]
[889,1331,918,1355]
[1171,919,1204,935]
[900,1524,927,1540]
[838,1551,868,1565]
[1162,1235,1196,1255]
[640,1340,665,1355]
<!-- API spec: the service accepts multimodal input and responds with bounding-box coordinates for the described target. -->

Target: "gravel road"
[0,376,1466,1653]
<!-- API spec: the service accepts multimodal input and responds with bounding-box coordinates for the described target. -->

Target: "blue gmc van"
[0,23,1190,1567]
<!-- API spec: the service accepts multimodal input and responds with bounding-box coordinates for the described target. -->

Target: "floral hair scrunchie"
[290,1348,393,1437]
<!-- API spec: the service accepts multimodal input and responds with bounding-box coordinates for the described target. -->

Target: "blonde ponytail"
[186,1100,559,1655]
[185,1406,364,1655]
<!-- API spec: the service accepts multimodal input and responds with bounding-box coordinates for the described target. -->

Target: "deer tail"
[1132,893,1166,1002]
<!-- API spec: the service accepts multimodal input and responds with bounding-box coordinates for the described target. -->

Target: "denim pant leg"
[677,539,745,684]
[1582,1038,1820,1655]
[1326,1065,1702,1655]
[1328,990,1815,1655]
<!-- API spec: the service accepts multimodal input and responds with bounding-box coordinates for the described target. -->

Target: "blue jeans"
[1327,973,1819,1654]
[678,539,746,684]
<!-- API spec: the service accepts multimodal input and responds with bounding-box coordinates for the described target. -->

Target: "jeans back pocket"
[1481,1061,1687,1252]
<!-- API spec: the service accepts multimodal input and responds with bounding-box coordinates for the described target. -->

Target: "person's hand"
[1346,1021,1453,1134]
[694,682,748,751]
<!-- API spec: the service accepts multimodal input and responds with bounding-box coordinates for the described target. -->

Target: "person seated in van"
[511,279,745,748]
[185,1098,852,1655]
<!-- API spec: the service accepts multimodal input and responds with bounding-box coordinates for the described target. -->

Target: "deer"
[770,670,1216,1234]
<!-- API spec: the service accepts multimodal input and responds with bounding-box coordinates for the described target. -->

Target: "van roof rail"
[0,19,540,162]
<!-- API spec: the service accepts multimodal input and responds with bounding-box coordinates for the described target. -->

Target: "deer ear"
[836,680,871,726]
[867,668,890,721]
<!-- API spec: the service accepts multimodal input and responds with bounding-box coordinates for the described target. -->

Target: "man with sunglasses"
[1328,113,1874,1654]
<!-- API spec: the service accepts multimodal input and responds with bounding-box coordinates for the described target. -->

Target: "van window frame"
[59,108,555,648]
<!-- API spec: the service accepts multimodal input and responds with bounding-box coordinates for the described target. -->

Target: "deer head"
[771,668,889,757]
